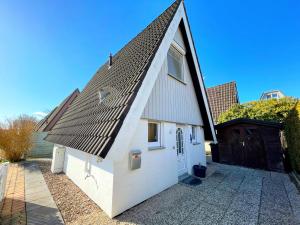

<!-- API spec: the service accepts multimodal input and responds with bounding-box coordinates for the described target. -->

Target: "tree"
[218,97,297,124]
[0,115,37,162]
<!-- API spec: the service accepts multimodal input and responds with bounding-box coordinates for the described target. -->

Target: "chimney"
[109,53,113,67]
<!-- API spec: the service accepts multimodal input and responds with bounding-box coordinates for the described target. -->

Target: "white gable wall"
[107,1,216,162]
[106,3,187,162]
[142,28,203,126]
[111,28,207,217]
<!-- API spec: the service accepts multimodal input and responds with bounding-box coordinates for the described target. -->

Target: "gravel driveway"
[37,161,300,225]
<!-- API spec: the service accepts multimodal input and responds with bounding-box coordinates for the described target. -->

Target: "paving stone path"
[24,162,64,225]
[0,164,26,225]
[0,162,64,225]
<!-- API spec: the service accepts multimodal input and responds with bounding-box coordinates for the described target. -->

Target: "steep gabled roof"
[46,0,216,158]
[207,81,239,124]
[46,1,182,157]
[35,89,80,132]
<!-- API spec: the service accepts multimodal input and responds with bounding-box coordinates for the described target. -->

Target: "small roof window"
[98,89,111,103]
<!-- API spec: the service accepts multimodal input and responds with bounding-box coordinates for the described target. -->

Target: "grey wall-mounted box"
[129,150,141,170]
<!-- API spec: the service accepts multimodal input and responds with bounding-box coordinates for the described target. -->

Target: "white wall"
[111,119,205,217]
[52,118,206,218]
[111,119,178,216]
[63,147,114,217]
[185,126,206,175]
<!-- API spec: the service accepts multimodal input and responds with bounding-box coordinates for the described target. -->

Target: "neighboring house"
[29,89,80,158]
[260,90,285,100]
[46,0,216,218]
[207,81,239,124]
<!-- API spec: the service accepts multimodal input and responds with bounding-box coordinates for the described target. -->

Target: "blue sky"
[0,0,299,121]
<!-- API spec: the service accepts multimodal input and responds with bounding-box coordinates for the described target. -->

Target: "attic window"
[98,89,110,103]
[167,46,184,82]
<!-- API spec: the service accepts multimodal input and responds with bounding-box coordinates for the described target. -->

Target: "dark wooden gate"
[215,119,284,172]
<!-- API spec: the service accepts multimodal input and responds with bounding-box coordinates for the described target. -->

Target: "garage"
[212,118,286,172]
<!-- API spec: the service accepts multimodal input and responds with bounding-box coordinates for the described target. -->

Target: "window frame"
[167,45,185,83]
[148,122,161,148]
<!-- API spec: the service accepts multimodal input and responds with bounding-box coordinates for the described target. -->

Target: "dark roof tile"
[35,89,80,132]
[207,81,239,123]
[46,0,182,158]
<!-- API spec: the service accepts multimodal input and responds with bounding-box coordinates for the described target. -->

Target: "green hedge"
[285,101,300,173]
[218,97,297,124]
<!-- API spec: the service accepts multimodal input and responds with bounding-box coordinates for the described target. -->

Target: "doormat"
[180,176,202,186]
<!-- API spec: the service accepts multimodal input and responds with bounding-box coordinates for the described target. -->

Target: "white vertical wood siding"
[142,28,203,126]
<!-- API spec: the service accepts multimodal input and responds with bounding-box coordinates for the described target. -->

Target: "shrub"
[285,101,300,173]
[0,115,37,162]
[218,97,297,124]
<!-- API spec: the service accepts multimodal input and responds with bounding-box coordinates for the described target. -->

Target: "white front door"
[176,126,187,176]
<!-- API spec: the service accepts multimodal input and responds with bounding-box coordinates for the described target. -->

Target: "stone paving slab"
[219,209,258,225]
[181,201,226,225]
[259,213,299,225]
[24,162,64,225]
[0,163,26,225]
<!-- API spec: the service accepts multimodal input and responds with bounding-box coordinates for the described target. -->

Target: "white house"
[260,90,285,100]
[46,0,216,218]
